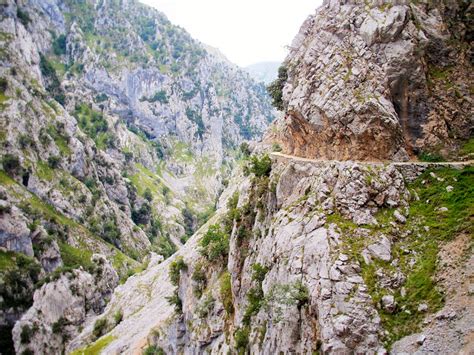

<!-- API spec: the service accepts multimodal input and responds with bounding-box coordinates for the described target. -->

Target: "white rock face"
[266,0,472,161]
[68,158,434,354]
[0,204,33,257]
[12,255,118,355]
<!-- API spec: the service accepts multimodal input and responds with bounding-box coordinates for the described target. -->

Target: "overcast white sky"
[140,0,322,67]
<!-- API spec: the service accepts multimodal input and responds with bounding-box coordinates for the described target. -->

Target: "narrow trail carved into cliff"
[270,152,474,167]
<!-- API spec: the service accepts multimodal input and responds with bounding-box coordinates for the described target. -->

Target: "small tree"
[169,256,187,286]
[2,154,21,175]
[92,318,107,338]
[143,188,153,202]
[267,65,288,111]
[199,224,229,262]
[47,156,60,169]
[250,154,272,177]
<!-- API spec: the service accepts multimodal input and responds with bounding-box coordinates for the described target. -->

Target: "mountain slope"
[0,0,274,352]
[62,154,473,355]
[46,1,474,354]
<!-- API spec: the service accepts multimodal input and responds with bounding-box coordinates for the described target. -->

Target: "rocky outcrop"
[266,0,473,161]
[67,154,474,354]
[12,254,118,355]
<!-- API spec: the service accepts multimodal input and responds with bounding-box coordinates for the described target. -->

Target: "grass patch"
[0,171,15,185]
[170,140,193,163]
[0,250,17,271]
[59,242,94,269]
[129,163,163,199]
[70,335,115,355]
[361,166,473,347]
[35,161,55,181]
[459,137,474,156]
[47,124,71,155]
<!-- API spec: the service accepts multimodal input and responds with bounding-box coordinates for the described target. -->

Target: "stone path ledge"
[270,152,474,167]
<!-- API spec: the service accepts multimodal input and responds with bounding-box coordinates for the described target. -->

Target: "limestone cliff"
[266,0,473,161]
[0,0,274,351]
[3,0,473,354]
[66,154,473,354]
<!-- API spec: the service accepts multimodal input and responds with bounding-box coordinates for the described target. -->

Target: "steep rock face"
[12,254,119,355]
[0,0,274,351]
[68,156,473,354]
[266,0,473,161]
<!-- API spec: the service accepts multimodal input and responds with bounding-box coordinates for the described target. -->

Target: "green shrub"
[17,8,31,27]
[243,286,264,325]
[18,135,33,149]
[143,188,153,201]
[418,151,444,162]
[191,262,207,297]
[251,263,268,283]
[185,108,205,138]
[144,90,168,104]
[101,219,121,246]
[271,143,282,152]
[20,325,33,344]
[165,290,182,312]
[196,294,215,318]
[156,235,177,259]
[169,256,187,286]
[250,154,272,177]
[113,310,123,325]
[199,224,229,262]
[52,317,68,334]
[95,93,108,103]
[220,272,234,315]
[47,156,60,169]
[149,218,163,240]
[73,103,113,149]
[143,345,166,355]
[39,55,65,105]
[267,65,288,110]
[223,191,240,233]
[181,205,195,237]
[131,202,151,225]
[234,326,249,354]
[52,34,67,56]
[239,142,251,157]
[92,318,107,338]
[2,154,21,175]
[0,77,7,93]
[291,281,310,308]
[242,263,269,325]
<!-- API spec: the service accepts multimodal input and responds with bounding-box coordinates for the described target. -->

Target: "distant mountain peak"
[245,61,281,84]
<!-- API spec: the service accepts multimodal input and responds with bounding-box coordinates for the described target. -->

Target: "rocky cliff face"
[2,0,473,354]
[12,254,119,355]
[266,0,473,161]
[66,155,473,354]
[58,2,473,352]
[0,0,274,351]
